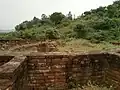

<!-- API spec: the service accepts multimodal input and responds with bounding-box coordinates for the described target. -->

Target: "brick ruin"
[0,40,120,90]
[0,51,120,90]
[0,40,58,52]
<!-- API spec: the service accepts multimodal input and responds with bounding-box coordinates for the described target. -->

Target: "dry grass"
[71,86,112,90]
[57,39,120,52]
[69,81,114,90]
[1,39,120,53]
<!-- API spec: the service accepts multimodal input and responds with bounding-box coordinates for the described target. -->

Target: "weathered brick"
[1,51,120,89]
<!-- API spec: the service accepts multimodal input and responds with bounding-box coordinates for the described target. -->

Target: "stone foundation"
[0,51,120,90]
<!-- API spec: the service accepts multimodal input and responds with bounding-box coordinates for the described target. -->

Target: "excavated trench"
[0,56,14,90]
[0,40,120,90]
[0,56,14,66]
[0,52,120,90]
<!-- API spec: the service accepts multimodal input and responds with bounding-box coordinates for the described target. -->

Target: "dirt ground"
[0,39,120,54]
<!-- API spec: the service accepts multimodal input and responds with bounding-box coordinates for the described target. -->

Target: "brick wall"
[0,40,38,50]
[105,53,120,90]
[0,55,27,90]
[0,52,120,90]
[27,52,110,89]
[12,56,28,90]
[0,40,57,52]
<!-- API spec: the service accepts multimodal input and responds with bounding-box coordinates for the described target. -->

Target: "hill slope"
[1,0,120,43]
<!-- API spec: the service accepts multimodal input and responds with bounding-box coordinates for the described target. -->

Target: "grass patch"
[57,39,120,52]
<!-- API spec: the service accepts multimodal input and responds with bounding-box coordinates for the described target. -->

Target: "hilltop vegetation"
[0,0,120,44]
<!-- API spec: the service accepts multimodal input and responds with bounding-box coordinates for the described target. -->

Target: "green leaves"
[45,28,61,39]
[73,24,87,38]
[50,12,65,25]
[1,0,120,43]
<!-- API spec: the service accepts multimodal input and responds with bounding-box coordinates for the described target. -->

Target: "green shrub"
[73,24,87,38]
[45,28,61,39]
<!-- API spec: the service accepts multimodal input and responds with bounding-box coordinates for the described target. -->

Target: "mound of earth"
[8,41,58,52]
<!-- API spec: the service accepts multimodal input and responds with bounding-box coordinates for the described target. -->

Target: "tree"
[15,23,27,31]
[83,11,91,16]
[32,17,40,25]
[41,14,47,20]
[40,14,53,25]
[67,11,72,20]
[50,12,65,25]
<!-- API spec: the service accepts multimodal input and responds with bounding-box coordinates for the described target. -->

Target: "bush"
[73,24,87,38]
[61,18,71,27]
[0,32,20,40]
[45,28,61,39]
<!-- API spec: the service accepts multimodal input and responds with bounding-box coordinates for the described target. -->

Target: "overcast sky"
[0,0,115,30]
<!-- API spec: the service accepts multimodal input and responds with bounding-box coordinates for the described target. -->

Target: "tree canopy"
[2,0,120,42]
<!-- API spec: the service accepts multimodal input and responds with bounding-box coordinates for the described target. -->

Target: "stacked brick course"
[105,53,120,90]
[0,40,57,52]
[0,51,120,90]
[0,40,38,51]
[27,52,109,89]
[0,55,27,90]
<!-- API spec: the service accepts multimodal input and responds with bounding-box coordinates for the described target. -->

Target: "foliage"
[67,11,73,20]
[1,0,120,43]
[73,24,87,38]
[45,28,61,39]
[50,12,65,25]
